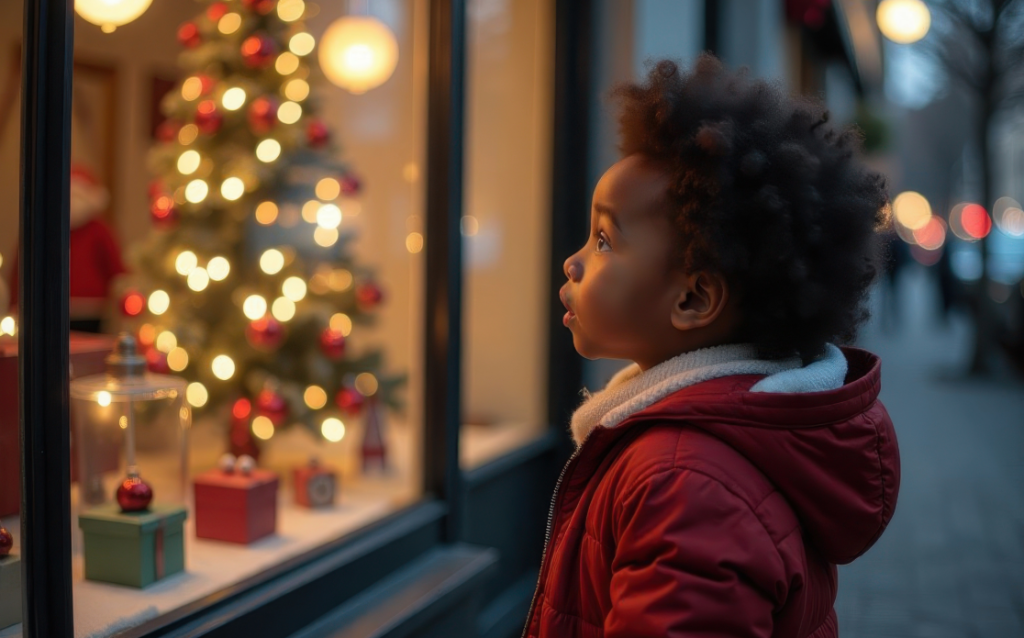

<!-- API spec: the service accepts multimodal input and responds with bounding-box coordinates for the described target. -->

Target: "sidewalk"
[835,266,1024,637]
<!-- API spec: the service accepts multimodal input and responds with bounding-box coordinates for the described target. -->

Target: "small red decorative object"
[0,524,12,556]
[241,33,277,69]
[247,96,279,134]
[150,195,178,227]
[255,387,289,426]
[306,120,330,148]
[246,316,285,351]
[232,397,252,420]
[319,328,346,360]
[122,291,145,317]
[194,467,278,543]
[177,21,202,48]
[206,1,229,21]
[229,412,261,461]
[340,174,362,196]
[293,459,337,508]
[194,100,223,135]
[355,282,384,309]
[145,348,171,374]
[116,472,154,512]
[242,0,276,15]
[334,386,365,416]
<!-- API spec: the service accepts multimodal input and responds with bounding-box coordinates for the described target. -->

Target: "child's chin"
[571,335,603,361]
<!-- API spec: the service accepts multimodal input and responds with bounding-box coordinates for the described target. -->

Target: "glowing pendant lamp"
[876,0,931,44]
[76,0,154,33]
[318,15,399,94]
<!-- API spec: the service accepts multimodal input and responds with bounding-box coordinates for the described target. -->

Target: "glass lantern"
[70,333,190,511]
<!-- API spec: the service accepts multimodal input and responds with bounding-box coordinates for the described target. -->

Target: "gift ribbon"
[154,519,165,580]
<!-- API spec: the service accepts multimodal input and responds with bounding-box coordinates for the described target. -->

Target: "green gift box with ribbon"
[78,503,187,588]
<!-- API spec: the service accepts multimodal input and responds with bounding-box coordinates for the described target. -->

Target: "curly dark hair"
[612,55,888,362]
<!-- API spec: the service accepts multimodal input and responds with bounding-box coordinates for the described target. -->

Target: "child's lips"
[560,289,576,326]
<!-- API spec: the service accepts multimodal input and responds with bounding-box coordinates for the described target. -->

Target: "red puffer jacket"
[524,348,900,638]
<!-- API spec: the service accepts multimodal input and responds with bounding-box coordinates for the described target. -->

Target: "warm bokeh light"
[321,417,346,442]
[277,0,305,21]
[304,385,327,409]
[138,324,156,346]
[271,297,296,321]
[178,124,199,145]
[123,292,145,316]
[406,232,424,253]
[233,398,252,419]
[156,330,177,352]
[218,12,241,34]
[329,313,353,336]
[187,267,210,291]
[0,316,15,337]
[961,204,991,240]
[302,200,321,223]
[289,32,316,56]
[461,215,480,236]
[97,391,112,407]
[207,256,231,281]
[316,178,341,201]
[317,203,342,229]
[260,248,285,274]
[282,277,307,301]
[243,294,268,320]
[221,177,245,201]
[912,215,946,251]
[877,0,931,44]
[318,16,399,94]
[329,269,353,291]
[212,354,235,380]
[175,250,198,275]
[185,179,209,203]
[284,78,310,102]
[148,290,170,315]
[76,0,153,33]
[252,415,275,440]
[313,227,339,247]
[256,138,282,163]
[177,150,202,175]
[277,101,302,124]
[186,382,209,407]
[893,191,931,230]
[167,347,189,372]
[181,76,205,101]
[355,372,379,396]
[256,201,279,225]
[222,87,247,111]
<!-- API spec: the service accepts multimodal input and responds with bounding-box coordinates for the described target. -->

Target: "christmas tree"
[120,0,404,449]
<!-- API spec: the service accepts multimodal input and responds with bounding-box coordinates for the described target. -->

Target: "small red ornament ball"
[0,525,12,557]
[146,348,171,374]
[206,1,229,21]
[241,33,277,69]
[356,282,384,309]
[306,120,330,148]
[177,21,202,49]
[340,174,362,196]
[256,388,289,426]
[335,386,365,416]
[242,0,276,15]
[121,291,145,317]
[248,96,279,134]
[116,474,154,512]
[194,100,223,135]
[319,328,346,360]
[246,316,285,351]
[150,195,178,227]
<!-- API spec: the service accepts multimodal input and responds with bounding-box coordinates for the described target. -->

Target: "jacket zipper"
[521,445,582,638]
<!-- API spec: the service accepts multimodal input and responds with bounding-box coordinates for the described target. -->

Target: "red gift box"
[293,462,337,508]
[0,332,116,517]
[193,468,278,544]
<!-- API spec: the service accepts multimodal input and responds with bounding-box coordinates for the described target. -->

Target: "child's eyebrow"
[594,203,624,234]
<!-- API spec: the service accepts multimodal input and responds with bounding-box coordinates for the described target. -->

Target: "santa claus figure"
[9,164,126,332]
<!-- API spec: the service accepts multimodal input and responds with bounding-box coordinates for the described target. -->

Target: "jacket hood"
[622,347,900,565]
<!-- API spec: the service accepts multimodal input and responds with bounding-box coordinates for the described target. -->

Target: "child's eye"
[595,232,612,253]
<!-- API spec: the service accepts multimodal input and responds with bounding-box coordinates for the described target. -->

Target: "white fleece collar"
[570,343,848,446]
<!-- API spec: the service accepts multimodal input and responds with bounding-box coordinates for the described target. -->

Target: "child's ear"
[671,271,730,332]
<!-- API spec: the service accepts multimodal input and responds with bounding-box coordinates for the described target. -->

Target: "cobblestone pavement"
[835,267,1024,638]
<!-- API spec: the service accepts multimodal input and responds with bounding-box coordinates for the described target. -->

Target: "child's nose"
[564,256,581,282]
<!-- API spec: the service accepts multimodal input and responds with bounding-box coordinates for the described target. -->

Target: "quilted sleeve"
[605,467,789,638]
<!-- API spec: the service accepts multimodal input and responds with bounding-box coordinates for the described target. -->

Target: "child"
[524,56,900,638]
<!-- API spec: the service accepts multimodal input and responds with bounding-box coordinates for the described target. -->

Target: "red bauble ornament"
[247,96,279,134]
[206,1,229,21]
[122,291,145,317]
[319,328,346,360]
[150,195,178,227]
[177,21,202,49]
[340,174,362,196]
[116,472,154,512]
[0,525,12,557]
[246,316,285,351]
[242,0,276,15]
[146,348,171,374]
[355,282,384,309]
[306,120,330,148]
[255,387,289,426]
[229,414,262,461]
[335,386,365,416]
[241,33,278,69]
[194,100,223,135]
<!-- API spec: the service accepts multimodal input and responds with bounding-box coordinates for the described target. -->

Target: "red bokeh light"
[912,216,946,251]
[961,204,991,239]
[232,398,252,420]
[123,292,145,316]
